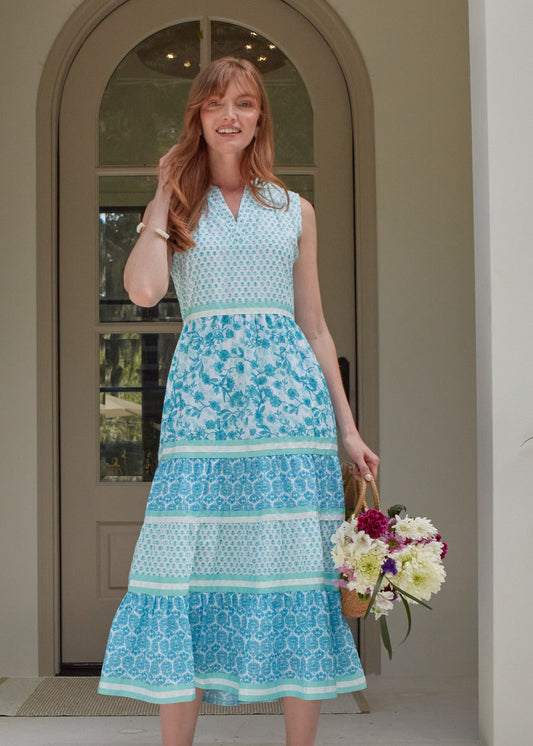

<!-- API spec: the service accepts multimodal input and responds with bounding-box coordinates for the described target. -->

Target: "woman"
[98,56,379,746]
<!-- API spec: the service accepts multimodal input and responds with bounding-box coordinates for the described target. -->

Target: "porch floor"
[0,675,479,746]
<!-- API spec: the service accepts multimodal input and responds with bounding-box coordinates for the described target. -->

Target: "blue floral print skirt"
[98,313,366,705]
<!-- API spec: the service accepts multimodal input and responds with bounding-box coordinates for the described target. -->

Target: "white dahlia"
[345,535,388,595]
[393,543,446,601]
[394,514,438,540]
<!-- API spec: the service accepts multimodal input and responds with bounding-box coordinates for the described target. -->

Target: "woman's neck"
[208,152,245,192]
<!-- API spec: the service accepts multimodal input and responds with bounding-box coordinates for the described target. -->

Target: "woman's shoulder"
[256,180,300,209]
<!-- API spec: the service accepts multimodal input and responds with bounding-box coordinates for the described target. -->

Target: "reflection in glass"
[99,176,180,322]
[99,22,201,166]
[281,174,314,205]
[211,22,313,165]
[100,333,179,481]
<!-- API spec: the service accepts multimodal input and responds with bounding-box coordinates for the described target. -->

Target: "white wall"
[0,0,477,682]
[469,1,533,743]
[0,0,84,676]
[329,0,477,677]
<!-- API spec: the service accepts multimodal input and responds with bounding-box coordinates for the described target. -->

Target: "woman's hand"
[343,432,380,482]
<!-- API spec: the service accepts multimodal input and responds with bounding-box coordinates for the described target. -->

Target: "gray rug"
[14,677,367,717]
[16,678,283,717]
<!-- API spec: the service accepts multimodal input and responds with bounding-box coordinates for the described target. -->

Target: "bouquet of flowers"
[330,480,447,658]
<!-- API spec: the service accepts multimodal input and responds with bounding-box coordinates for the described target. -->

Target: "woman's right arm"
[123,148,177,307]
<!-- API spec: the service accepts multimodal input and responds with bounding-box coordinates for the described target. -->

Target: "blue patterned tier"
[98,590,364,705]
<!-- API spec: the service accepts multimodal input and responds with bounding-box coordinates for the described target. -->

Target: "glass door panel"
[99,21,201,166]
[99,176,181,322]
[99,332,179,482]
[282,174,314,205]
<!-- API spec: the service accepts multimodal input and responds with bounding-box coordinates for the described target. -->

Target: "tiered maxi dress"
[97,183,366,706]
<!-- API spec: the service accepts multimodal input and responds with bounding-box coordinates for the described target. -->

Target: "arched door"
[59,0,355,663]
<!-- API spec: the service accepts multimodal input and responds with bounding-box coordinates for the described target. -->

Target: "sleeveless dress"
[97,183,366,706]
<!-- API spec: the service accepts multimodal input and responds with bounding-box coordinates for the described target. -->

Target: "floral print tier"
[98,184,366,705]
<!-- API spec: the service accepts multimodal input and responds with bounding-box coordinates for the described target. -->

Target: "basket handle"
[349,475,380,521]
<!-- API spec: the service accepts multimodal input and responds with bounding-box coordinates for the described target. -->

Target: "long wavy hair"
[165,56,288,252]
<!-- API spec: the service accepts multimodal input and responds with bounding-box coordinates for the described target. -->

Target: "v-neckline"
[210,185,247,223]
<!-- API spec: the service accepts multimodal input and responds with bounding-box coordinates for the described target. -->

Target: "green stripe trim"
[98,673,366,704]
[99,677,191,693]
[159,446,338,461]
[129,571,340,583]
[158,436,338,460]
[144,507,343,518]
[160,436,337,447]
[185,301,293,314]
[128,583,341,596]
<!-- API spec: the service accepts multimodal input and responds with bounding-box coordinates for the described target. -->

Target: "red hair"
[165,56,288,252]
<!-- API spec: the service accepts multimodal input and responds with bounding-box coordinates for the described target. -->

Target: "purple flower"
[381,557,398,575]
[357,508,389,538]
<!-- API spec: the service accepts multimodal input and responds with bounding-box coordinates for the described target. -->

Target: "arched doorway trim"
[36,0,378,675]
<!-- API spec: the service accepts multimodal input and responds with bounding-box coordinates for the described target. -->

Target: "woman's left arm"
[293,197,379,481]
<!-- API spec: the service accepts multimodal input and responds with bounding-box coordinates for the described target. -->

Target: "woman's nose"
[223,103,237,119]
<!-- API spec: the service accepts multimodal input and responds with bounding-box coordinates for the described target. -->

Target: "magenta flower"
[357,508,389,538]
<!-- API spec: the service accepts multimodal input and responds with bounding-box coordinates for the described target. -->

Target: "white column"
[469,1,533,743]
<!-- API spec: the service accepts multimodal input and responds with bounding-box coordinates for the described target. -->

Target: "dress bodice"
[170,183,302,321]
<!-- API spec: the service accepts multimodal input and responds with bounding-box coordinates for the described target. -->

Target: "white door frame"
[36,0,379,675]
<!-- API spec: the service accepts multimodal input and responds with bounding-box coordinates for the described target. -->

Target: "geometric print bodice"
[170,183,301,321]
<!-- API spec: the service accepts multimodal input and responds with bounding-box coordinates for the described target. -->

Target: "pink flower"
[333,578,348,588]
[387,534,408,551]
[357,509,389,538]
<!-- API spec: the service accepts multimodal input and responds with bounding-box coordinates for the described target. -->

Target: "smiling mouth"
[216,128,241,134]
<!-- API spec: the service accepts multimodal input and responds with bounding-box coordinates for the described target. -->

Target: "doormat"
[14,677,276,717]
[14,677,367,717]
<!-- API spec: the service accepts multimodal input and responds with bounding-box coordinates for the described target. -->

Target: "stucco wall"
[0,0,86,676]
[329,0,476,676]
[0,0,476,682]
[469,1,533,743]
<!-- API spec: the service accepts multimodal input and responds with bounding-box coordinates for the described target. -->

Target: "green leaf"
[387,504,407,518]
[380,616,393,659]
[399,591,412,644]
[389,581,432,610]
[364,572,385,619]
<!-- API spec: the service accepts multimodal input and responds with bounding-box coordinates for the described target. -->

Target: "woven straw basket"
[339,464,381,618]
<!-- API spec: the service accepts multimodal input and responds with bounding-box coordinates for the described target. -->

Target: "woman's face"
[199,77,261,157]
